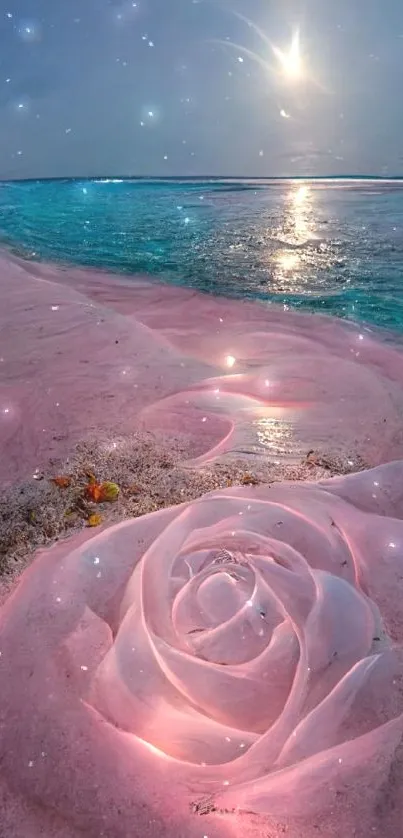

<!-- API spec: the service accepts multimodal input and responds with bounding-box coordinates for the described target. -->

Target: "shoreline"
[1,246,403,580]
[3,242,403,351]
[0,246,401,583]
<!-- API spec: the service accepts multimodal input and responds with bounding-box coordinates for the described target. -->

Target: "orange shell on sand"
[86,481,120,503]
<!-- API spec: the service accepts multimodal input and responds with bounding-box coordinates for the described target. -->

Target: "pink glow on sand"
[2,253,403,484]
[1,466,403,836]
[1,254,403,836]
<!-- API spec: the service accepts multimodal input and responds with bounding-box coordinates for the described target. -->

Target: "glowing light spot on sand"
[238,56,244,63]
[225,736,231,742]
[202,417,207,422]
[374,481,379,487]
[389,542,397,549]
[80,665,89,672]
[219,317,223,322]
[142,739,169,758]
[226,354,236,368]
[56,597,61,603]
[280,108,290,119]
[3,408,9,414]
[223,780,230,785]
[184,217,190,224]
[264,379,270,387]
[82,188,87,195]
[28,761,34,768]
[94,557,100,565]
[246,599,253,607]
[51,305,59,311]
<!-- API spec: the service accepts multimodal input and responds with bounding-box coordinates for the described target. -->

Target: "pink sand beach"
[1,252,403,837]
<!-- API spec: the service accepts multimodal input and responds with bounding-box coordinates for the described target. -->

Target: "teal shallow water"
[1,177,403,331]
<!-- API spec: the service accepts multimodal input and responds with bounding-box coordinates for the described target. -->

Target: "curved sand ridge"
[1,254,403,837]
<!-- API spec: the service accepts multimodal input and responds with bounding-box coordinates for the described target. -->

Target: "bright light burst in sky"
[272,31,303,80]
[0,0,402,177]
[215,16,306,86]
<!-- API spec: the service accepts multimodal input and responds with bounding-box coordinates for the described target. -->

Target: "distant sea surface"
[1,177,403,332]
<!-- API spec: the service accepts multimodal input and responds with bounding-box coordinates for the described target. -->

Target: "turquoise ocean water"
[1,177,403,331]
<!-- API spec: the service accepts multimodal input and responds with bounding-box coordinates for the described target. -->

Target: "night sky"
[1,0,403,179]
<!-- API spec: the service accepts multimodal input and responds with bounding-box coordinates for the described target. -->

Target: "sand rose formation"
[1,255,403,837]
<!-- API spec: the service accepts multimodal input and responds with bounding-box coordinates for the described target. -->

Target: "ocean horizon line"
[1,173,403,185]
